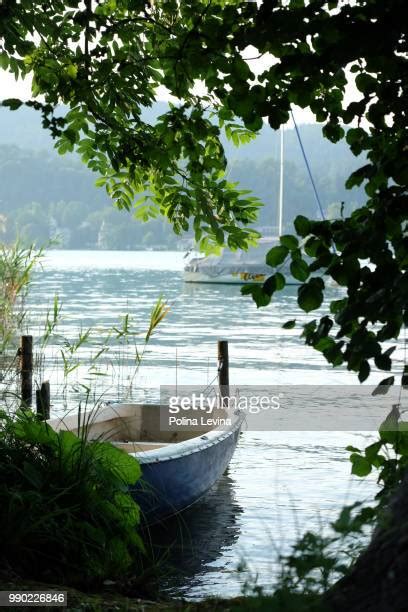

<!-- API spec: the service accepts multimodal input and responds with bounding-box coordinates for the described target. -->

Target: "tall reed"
[0,241,45,351]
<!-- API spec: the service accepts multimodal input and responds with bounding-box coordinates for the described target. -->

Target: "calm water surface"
[27,250,379,599]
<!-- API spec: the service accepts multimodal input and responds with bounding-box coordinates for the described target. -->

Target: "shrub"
[0,408,144,586]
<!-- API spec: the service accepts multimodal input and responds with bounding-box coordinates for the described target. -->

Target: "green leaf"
[364,441,383,463]
[374,354,392,371]
[66,63,78,79]
[358,360,370,383]
[0,53,8,70]
[355,73,377,95]
[59,430,81,456]
[314,336,334,352]
[263,272,285,295]
[378,423,398,445]
[215,227,224,244]
[304,237,321,258]
[329,298,348,315]
[345,165,372,189]
[242,284,271,307]
[294,215,311,237]
[372,376,395,396]
[346,445,360,453]
[297,281,323,313]
[12,418,58,446]
[290,259,309,282]
[274,272,286,290]
[350,453,372,477]
[323,123,345,143]
[2,98,23,111]
[93,441,141,485]
[282,319,296,329]
[280,234,298,250]
[253,286,271,307]
[241,283,258,296]
[266,245,289,267]
[346,127,367,146]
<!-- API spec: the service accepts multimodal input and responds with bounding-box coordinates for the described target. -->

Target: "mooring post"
[36,381,51,420]
[217,340,229,407]
[20,335,33,407]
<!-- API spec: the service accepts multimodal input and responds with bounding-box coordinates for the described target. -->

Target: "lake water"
[25,250,382,599]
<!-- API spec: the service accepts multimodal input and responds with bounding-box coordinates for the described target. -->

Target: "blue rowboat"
[48,402,243,523]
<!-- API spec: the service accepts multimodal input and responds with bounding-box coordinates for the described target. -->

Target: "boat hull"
[133,424,242,523]
[48,402,243,525]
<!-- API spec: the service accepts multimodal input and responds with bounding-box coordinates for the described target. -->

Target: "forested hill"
[0,105,365,250]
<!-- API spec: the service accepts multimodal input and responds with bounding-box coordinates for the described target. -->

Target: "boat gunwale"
[132,408,244,464]
[47,402,245,465]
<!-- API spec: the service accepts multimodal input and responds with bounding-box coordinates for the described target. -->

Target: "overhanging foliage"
[0,0,406,382]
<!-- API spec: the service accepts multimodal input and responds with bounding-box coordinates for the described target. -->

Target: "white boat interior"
[48,403,230,454]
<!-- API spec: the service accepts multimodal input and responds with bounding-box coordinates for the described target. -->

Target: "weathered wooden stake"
[217,340,229,406]
[36,381,51,420]
[20,335,33,407]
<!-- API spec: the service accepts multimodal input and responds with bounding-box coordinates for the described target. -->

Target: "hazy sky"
[1,71,33,99]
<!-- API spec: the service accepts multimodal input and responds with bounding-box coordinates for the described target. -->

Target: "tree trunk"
[324,477,408,612]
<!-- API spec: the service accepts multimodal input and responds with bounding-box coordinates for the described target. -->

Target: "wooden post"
[217,340,229,407]
[36,381,51,420]
[20,335,33,407]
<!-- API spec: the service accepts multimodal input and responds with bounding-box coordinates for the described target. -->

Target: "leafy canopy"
[0,0,264,253]
[0,0,407,381]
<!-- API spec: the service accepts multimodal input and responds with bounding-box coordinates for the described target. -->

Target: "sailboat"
[184,128,300,285]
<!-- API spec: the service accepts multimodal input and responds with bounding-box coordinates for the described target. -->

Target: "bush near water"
[0,409,144,586]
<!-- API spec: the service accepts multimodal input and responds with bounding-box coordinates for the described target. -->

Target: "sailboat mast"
[278,126,284,236]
